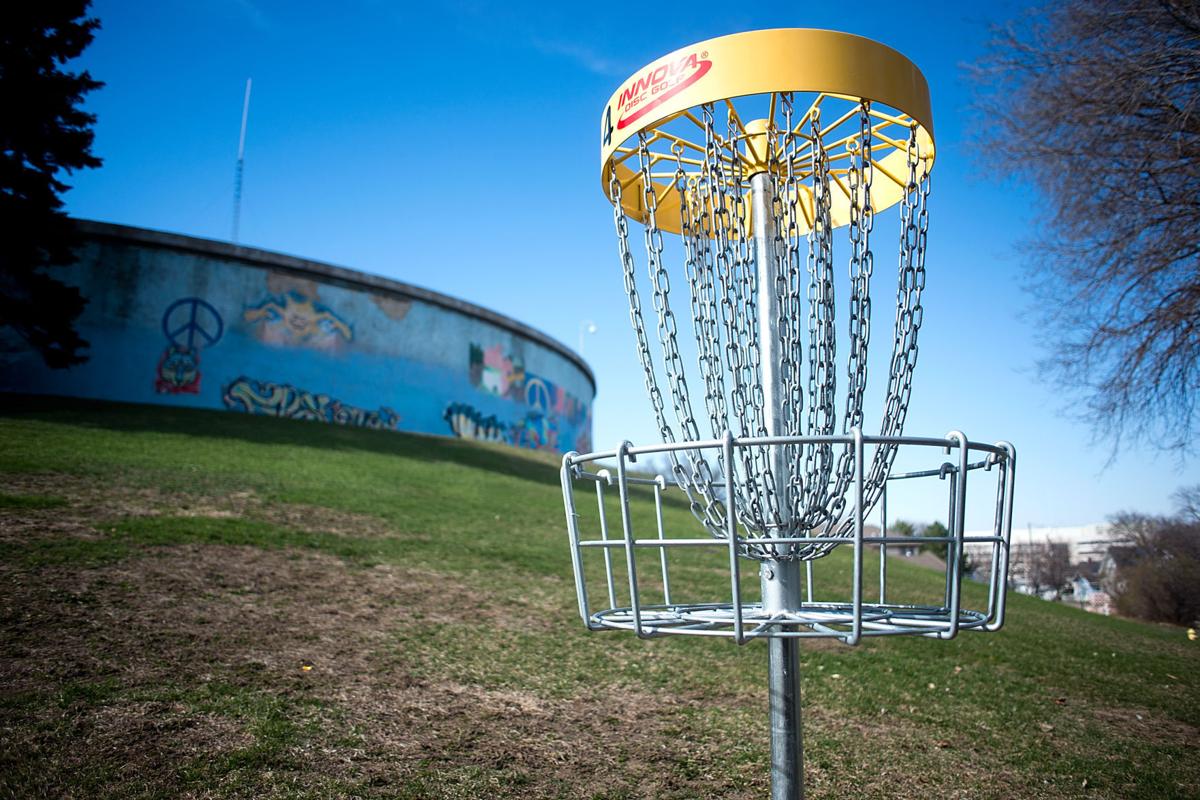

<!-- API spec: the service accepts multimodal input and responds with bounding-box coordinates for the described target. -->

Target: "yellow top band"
[599,28,936,230]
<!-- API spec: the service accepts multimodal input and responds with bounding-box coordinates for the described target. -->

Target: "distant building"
[963,523,1108,588]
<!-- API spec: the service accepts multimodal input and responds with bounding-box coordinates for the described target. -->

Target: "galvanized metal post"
[751,155,804,799]
[762,561,805,799]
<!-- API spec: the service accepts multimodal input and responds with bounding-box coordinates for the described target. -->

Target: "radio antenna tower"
[232,78,252,243]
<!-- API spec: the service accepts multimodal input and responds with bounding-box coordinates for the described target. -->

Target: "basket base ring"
[590,602,990,641]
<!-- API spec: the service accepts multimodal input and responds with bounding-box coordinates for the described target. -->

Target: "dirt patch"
[0,473,398,543]
[1091,706,1200,746]
[0,537,1142,799]
[89,702,254,778]
[0,545,489,696]
[0,537,1075,800]
[0,543,770,798]
[1,473,1151,799]
[798,706,1040,800]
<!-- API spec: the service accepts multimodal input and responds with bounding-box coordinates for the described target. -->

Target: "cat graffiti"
[154,344,200,394]
[244,291,353,350]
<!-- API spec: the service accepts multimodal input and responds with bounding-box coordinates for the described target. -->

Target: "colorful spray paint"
[0,221,594,455]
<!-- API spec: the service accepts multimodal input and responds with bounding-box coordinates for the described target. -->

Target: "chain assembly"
[608,92,933,561]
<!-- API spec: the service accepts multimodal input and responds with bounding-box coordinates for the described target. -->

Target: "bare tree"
[1172,483,1200,522]
[1026,542,1072,600]
[972,1,1200,454]
[1105,510,1200,624]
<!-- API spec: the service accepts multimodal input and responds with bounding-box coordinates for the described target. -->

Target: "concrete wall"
[0,221,595,454]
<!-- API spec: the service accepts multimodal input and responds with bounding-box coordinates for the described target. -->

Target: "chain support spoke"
[605,92,932,238]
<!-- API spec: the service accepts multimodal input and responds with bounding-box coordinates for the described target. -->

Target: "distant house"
[1067,560,1114,615]
[887,531,919,558]
[1099,545,1140,597]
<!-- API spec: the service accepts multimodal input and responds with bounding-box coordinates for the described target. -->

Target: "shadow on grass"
[0,393,565,487]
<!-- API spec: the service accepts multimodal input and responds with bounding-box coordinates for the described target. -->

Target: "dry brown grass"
[3,469,1198,799]
[0,532,776,798]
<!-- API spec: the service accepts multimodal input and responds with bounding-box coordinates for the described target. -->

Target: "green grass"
[0,394,1197,799]
[0,491,67,509]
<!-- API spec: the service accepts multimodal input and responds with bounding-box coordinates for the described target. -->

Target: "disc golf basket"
[558,29,1017,799]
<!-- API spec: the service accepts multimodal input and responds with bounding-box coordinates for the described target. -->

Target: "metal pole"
[232,78,252,243]
[751,154,804,799]
[762,561,804,799]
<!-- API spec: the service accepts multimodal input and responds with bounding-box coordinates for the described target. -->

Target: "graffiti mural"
[573,405,594,453]
[510,409,558,451]
[155,344,200,394]
[223,376,399,430]
[155,298,224,395]
[444,402,508,444]
[469,343,525,401]
[244,291,352,350]
[449,342,592,452]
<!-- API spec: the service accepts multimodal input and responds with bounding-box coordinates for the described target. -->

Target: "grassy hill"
[0,396,1196,799]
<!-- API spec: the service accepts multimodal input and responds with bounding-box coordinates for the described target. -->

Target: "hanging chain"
[707,107,768,537]
[822,101,876,529]
[667,140,726,535]
[641,135,700,455]
[844,100,875,434]
[704,104,747,531]
[609,144,707,528]
[800,103,838,533]
[833,121,930,538]
[607,95,929,559]
[732,109,777,535]
[696,102,729,441]
[778,93,808,534]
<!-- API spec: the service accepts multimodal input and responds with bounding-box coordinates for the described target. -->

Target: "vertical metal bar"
[944,432,969,640]
[940,466,956,622]
[723,432,745,644]
[849,428,864,646]
[595,471,617,610]
[760,550,805,800]
[767,626,804,800]
[654,475,672,606]
[560,454,592,626]
[988,443,1017,631]
[985,458,1004,623]
[232,78,252,243]
[615,443,645,637]
[879,481,888,605]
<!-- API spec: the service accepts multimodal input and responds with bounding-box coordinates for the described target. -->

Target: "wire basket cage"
[561,431,1015,645]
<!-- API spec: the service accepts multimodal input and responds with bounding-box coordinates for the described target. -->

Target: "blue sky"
[65,0,1196,528]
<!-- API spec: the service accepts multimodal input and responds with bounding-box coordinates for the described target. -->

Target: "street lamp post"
[579,320,597,356]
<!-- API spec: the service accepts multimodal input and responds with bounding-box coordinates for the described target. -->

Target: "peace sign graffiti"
[525,377,551,414]
[162,298,224,349]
